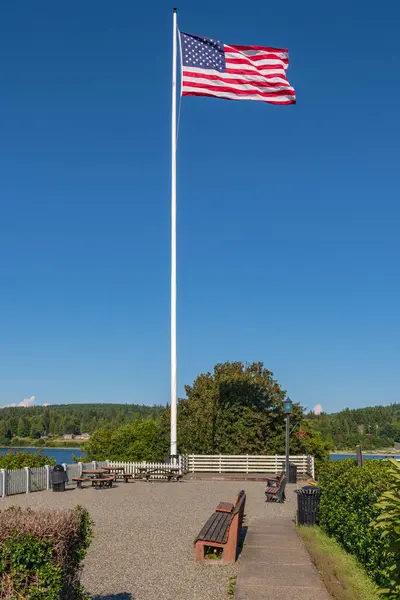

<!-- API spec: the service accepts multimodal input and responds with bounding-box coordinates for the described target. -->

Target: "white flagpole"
[170,7,178,460]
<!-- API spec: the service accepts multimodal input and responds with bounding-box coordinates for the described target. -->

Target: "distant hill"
[0,403,165,442]
[309,403,400,450]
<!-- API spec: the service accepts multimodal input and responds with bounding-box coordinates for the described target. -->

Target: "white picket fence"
[0,454,314,498]
[186,454,315,478]
[0,457,186,498]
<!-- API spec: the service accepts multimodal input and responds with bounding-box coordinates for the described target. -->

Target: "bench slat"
[206,513,227,542]
[196,512,232,543]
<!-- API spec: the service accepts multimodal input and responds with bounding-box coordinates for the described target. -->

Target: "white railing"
[186,454,315,477]
[0,456,188,498]
[107,456,187,479]
[1,465,52,497]
[0,454,315,498]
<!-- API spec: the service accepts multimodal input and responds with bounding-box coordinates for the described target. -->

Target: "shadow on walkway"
[237,524,248,559]
[92,594,132,600]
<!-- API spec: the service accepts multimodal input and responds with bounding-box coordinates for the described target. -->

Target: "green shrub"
[0,450,56,470]
[318,458,391,584]
[0,506,93,599]
[373,459,400,599]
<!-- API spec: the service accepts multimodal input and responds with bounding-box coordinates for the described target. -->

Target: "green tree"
[175,361,302,455]
[85,418,168,461]
[17,416,30,438]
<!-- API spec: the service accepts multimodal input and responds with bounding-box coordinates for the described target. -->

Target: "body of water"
[0,447,84,464]
[330,453,400,461]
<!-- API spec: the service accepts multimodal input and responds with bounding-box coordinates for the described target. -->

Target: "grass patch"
[227,575,236,598]
[298,526,378,600]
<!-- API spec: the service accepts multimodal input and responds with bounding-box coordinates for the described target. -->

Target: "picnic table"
[82,469,106,479]
[102,466,125,476]
[102,466,131,481]
[144,467,182,481]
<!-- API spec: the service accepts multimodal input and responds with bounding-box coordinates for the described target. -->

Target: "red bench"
[265,472,287,503]
[194,490,246,564]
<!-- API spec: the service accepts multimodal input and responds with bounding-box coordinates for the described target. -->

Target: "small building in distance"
[75,433,90,440]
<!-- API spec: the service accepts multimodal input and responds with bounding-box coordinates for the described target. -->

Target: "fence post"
[1,469,6,497]
[45,465,51,490]
[219,455,222,474]
[310,456,315,479]
[79,462,83,477]
[191,455,194,473]
[92,461,97,470]
[24,467,31,494]
[246,454,249,474]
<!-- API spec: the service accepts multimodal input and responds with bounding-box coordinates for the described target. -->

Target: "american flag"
[179,32,296,105]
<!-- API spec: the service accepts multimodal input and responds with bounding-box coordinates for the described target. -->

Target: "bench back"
[234,489,245,510]
[231,490,246,548]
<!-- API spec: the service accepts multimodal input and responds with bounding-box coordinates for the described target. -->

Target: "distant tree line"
[309,404,400,450]
[0,403,164,445]
[84,362,331,462]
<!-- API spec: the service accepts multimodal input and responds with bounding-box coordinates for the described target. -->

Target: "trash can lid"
[295,485,321,495]
[53,464,65,472]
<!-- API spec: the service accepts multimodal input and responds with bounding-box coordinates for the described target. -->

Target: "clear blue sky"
[1,0,399,413]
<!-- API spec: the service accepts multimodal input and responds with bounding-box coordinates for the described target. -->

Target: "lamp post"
[284,397,293,480]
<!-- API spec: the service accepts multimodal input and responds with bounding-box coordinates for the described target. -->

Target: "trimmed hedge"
[0,506,93,599]
[318,459,391,584]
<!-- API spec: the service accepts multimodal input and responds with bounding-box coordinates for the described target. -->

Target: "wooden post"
[356,445,363,467]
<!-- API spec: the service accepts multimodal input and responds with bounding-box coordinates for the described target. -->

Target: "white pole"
[170,8,178,460]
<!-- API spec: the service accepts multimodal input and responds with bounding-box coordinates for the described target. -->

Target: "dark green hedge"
[318,459,391,584]
[0,506,93,599]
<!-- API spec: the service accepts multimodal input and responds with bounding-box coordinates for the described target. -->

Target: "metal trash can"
[295,485,321,525]
[288,462,297,484]
[52,465,68,492]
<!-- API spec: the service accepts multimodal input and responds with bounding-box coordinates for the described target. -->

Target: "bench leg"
[195,542,205,564]
[222,542,236,564]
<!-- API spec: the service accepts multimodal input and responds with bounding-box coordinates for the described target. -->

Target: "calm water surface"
[330,453,400,460]
[0,447,84,464]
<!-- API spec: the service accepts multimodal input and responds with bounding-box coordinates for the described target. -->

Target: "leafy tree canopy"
[84,418,169,462]
[165,361,331,459]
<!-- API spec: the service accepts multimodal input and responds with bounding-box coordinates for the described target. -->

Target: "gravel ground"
[0,479,297,600]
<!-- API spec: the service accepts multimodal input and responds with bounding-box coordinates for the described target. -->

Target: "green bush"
[318,458,391,584]
[373,459,400,599]
[0,450,56,470]
[0,506,93,599]
[85,418,168,461]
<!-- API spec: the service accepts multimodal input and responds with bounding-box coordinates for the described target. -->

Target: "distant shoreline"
[0,446,82,451]
[331,450,400,455]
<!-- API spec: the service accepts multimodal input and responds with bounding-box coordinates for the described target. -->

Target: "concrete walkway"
[235,497,330,599]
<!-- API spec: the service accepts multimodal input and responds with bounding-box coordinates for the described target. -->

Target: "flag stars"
[181,32,226,72]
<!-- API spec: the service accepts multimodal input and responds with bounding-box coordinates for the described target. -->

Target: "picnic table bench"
[72,477,86,489]
[265,471,287,503]
[91,476,114,489]
[101,466,135,482]
[144,467,182,482]
[194,490,246,564]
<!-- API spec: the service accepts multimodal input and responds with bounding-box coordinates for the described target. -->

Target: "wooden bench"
[194,490,246,564]
[91,477,114,489]
[265,472,287,503]
[72,477,87,489]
